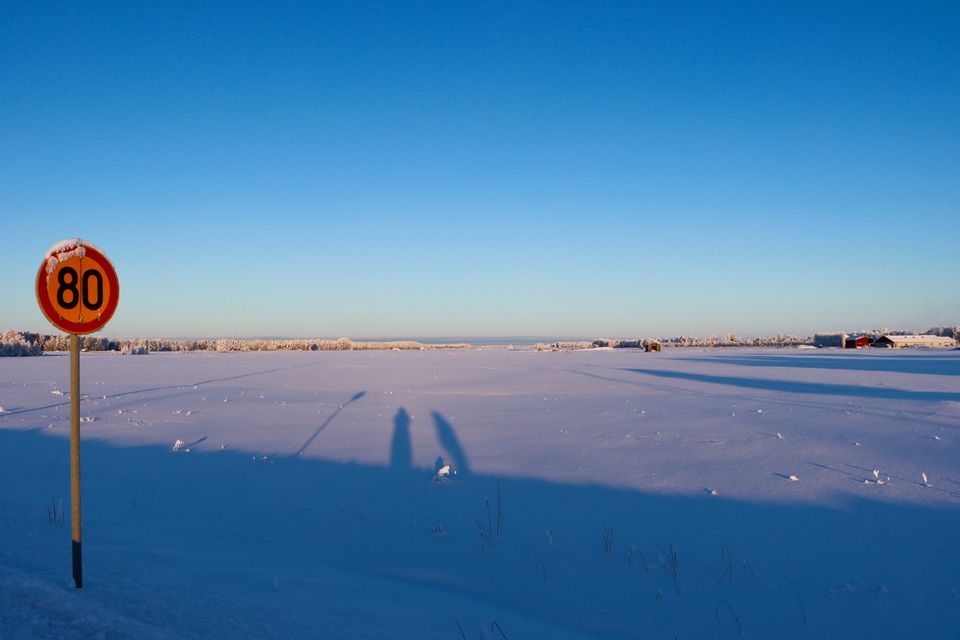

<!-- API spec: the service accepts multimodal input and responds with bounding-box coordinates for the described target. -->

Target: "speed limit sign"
[35,238,120,589]
[36,239,120,335]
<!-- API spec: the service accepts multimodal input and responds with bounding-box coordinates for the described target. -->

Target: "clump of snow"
[43,238,84,259]
[42,240,88,286]
[43,238,108,262]
[433,464,455,481]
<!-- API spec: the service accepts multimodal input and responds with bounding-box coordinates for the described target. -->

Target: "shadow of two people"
[391,408,470,475]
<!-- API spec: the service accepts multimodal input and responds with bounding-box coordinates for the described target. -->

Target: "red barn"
[844,336,873,349]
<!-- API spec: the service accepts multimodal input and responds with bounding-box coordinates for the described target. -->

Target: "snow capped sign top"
[36,239,120,335]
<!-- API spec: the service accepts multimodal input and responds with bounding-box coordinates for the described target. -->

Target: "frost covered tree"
[0,330,42,356]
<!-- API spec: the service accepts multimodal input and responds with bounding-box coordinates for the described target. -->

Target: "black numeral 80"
[57,267,104,311]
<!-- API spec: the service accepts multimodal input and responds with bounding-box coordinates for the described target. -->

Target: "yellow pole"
[70,333,83,589]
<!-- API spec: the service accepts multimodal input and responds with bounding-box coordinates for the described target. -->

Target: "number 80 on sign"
[36,239,120,335]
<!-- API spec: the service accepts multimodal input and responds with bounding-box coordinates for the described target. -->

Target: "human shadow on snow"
[390,408,413,471]
[388,409,472,476]
[431,412,471,475]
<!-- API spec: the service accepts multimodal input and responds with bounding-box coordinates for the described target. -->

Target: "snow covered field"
[1,347,958,639]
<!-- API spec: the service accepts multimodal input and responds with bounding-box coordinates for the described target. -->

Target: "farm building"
[872,335,958,348]
[644,340,662,352]
[844,335,874,349]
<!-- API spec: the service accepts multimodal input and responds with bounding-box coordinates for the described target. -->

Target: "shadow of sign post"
[295,391,366,457]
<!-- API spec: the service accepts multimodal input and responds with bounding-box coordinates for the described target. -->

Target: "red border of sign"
[36,242,120,335]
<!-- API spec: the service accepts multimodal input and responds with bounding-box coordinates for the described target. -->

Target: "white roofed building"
[873,335,957,348]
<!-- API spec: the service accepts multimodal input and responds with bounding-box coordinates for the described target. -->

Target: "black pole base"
[72,540,83,589]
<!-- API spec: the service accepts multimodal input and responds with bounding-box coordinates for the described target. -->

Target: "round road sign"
[36,239,120,335]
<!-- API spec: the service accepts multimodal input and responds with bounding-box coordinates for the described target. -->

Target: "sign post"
[36,239,120,589]
[70,333,81,587]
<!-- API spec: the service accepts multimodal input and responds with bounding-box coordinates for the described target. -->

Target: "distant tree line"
[3,327,957,357]
[586,333,810,348]
[0,330,43,356]
[0,331,469,356]
[924,325,960,339]
[544,327,959,351]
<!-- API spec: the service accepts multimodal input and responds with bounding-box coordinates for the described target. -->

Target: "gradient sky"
[2,2,958,339]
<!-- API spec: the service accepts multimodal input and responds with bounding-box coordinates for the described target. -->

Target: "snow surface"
[1,348,959,638]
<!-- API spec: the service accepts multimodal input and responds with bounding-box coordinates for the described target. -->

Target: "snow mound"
[0,569,169,640]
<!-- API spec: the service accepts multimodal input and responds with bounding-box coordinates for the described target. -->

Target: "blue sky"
[2,1,958,338]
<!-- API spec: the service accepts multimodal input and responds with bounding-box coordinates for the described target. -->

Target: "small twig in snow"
[719,544,733,584]
[471,514,492,550]
[715,599,742,636]
[601,528,614,553]
[656,542,680,594]
[638,550,650,572]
